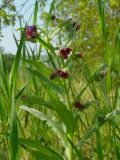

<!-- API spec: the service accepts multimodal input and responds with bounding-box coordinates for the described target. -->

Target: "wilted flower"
[72,22,80,31]
[99,70,107,78]
[51,15,56,20]
[50,70,61,80]
[25,25,38,42]
[76,24,80,31]
[50,69,69,80]
[75,53,83,59]
[94,70,107,81]
[74,102,84,110]
[59,48,72,59]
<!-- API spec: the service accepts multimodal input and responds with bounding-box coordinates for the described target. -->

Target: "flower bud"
[50,70,69,80]
[74,102,84,110]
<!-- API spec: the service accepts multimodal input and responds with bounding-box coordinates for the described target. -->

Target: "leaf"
[47,91,75,134]
[95,120,103,160]
[9,25,25,90]
[9,25,25,160]
[104,108,120,121]
[12,32,18,47]
[27,68,62,94]
[49,20,72,39]
[33,0,38,25]
[22,58,52,76]
[37,37,55,53]
[19,138,64,160]
[15,82,28,99]
[0,52,9,96]
[48,0,55,20]
[20,105,68,146]
[22,93,75,134]
[78,125,97,148]
[10,89,18,160]
[32,150,56,160]
[66,136,84,160]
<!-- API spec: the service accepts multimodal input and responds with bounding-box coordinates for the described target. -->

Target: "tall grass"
[0,0,120,159]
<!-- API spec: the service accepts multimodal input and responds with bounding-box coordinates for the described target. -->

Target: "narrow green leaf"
[27,68,62,94]
[20,105,68,146]
[95,121,103,160]
[10,89,18,160]
[104,108,120,121]
[0,52,10,96]
[19,138,64,160]
[33,0,38,25]
[37,37,55,53]
[66,136,84,160]
[22,94,75,134]
[9,26,25,160]
[9,26,25,90]
[49,20,72,39]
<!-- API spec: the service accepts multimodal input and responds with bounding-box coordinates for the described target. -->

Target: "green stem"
[67,133,73,160]
[64,83,73,160]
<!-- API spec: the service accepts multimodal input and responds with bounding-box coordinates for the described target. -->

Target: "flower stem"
[64,83,73,160]
[67,133,73,160]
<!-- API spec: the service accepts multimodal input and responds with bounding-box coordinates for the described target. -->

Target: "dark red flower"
[74,102,84,110]
[59,48,72,59]
[50,70,69,80]
[59,71,69,79]
[25,25,38,41]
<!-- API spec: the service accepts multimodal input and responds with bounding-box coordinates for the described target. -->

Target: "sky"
[0,0,51,54]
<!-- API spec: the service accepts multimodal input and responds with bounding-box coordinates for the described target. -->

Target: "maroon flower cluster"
[50,69,69,80]
[25,25,38,41]
[58,48,72,59]
[74,102,84,111]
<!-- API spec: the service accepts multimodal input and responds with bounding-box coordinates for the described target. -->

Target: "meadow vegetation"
[0,0,120,160]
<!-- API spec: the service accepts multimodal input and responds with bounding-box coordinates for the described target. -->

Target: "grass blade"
[9,26,25,160]
[33,0,38,25]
